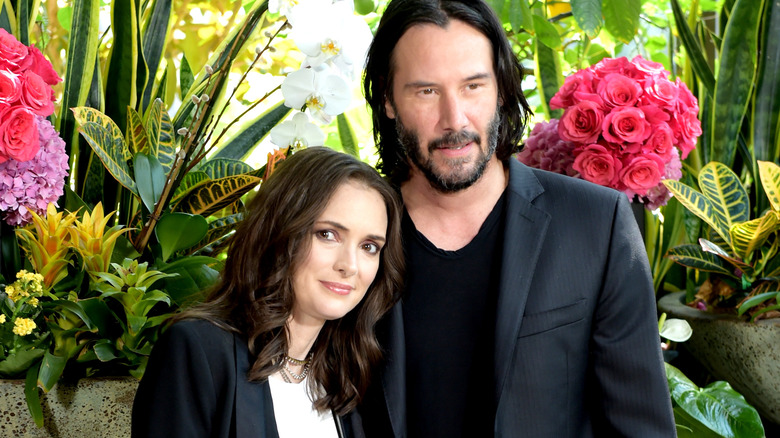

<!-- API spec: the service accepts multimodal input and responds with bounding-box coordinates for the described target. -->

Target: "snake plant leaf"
[663,179,728,245]
[145,98,177,172]
[729,213,779,260]
[670,0,716,94]
[104,0,139,135]
[699,238,754,278]
[155,212,209,262]
[127,107,150,155]
[75,121,138,195]
[534,33,562,120]
[134,153,166,213]
[753,0,780,163]
[337,113,359,157]
[0,0,15,34]
[570,0,602,38]
[758,160,780,211]
[666,363,766,438]
[14,0,28,45]
[198,158,254,179]
[139,0,172,111]
[171,171,210,203]
[665,244,734,277]
[179,53,194,100]
[711,0,763,167]
[214,101,292,161]
[699,162,749,237]
[602,0,640,44]
[173,175,262,218]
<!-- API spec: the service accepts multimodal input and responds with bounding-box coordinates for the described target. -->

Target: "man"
[359,0,676,437]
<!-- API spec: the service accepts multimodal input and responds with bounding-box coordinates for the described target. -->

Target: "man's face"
[385,20,500,193]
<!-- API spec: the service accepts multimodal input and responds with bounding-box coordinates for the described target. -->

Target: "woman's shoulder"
[162,318,236,356]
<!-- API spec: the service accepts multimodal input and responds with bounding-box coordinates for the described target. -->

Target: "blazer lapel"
[381,302,407,438]
[493,161,550,401]
[234,335,280,438]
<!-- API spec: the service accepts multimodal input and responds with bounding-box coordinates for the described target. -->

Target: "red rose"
[672,108,702,159]
[643,123,674,158]
[642,76,678,109]
[550,70,595,110]
[0,106,40,162]
[0,29,31,73]
[20,71,55,117]
[597,73,642,108]
[619,154,665,196]
[630,55,665,75]
[573,144,622,187]
[602,107,651,144]
[25,46,62,86]
[0,69,22,105]
[593,57,630,78]
[558,100,604,144]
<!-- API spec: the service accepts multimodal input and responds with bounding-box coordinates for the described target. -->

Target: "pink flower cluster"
[520,56,701,209]
[0,29,68,225]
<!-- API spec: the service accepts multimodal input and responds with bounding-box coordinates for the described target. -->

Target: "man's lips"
[320,281,354,295]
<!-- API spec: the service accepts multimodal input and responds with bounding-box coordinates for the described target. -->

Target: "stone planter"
[658,292,780,425]
[0,376,138,437]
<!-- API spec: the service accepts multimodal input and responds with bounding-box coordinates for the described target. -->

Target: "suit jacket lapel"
[493,161,550,401]
[234,334,280,438]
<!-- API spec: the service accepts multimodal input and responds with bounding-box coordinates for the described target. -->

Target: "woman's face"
[291,180,388,327]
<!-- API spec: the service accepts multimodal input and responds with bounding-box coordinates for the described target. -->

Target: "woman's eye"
[361,242,380,255]
[316,230,336,241]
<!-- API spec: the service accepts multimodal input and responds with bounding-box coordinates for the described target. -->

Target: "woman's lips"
[320,281,354,295]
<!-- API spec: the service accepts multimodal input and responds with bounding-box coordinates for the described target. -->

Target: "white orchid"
[269,0,329,23]
[288,0,372,78]
[269,112,325,150]
[281,66,351,124]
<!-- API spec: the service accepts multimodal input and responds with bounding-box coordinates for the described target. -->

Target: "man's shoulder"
[508,159,621,203]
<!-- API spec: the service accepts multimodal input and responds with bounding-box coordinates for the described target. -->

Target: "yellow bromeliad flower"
[68,203,132,279]
[13,318,36,336]
[0,314,6,324]
[16,203,78,289]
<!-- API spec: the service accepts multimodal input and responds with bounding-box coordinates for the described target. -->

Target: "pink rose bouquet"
[517,55,700,210]
[0,29,68,225]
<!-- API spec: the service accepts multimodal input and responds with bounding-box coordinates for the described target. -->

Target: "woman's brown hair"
[175,146,404,415]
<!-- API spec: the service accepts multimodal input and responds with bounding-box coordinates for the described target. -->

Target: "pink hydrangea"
[517,120,579,177]
[0,117,69,225]
[532,55,701,209]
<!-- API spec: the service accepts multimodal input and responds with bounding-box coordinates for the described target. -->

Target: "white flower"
[288,1,372,77]
[270,112,325,150]
[659,318,692,343]
[281,66,351,123]
[270,0,330,24]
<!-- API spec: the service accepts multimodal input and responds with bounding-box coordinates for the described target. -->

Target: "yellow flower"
[29,297,39,307]
[0,314,6,323]
[13,318,36,336]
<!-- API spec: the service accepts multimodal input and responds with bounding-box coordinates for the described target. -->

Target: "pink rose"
[643,123,675,158]
[602,107,651,144]
[573,144,622,187]
[675,79,699,113]
[593,57,630,79]
[20,71,54,117]
[558,100,605,144]
[597,73,642,108]
[0,29,30,73]
[642,76,678,109]
[0,69,22,105]
[637,105,670,125]
[0,106,40,162]
[630,55,666,75]
[619,154,665,196]
[550,70,595,110]
[24,46,62,86]
[671,108,702,159]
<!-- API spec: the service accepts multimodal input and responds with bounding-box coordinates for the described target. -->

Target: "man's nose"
[439,92,468,132]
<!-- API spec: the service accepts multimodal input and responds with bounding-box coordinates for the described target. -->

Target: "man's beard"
[395,109,500,193]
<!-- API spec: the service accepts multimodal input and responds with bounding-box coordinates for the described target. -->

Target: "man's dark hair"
[364,0,532,185]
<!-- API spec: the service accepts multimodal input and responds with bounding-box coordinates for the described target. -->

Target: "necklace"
[279,352,312,383]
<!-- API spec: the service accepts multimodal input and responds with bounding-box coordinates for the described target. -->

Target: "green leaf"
[534,29,562,119]
[76,121,138,195]
[337,113,359,157]
[531,14,562,50]
[25,366,43,427]
[199,158,254,179]
[711,0,764,167]
[0,349,45,376]
[104,0,140,136]
[570,0,602,38]
[665,244,735,277]
[508,0,533,33]
[155,213,209,262]
[669,0,716,93]
[93,340,119,362]
[738,291,779,316]
[144,98,176,173]
[47,299,96,331]
[698,162,750,237]
[134,153,166,213]
[0,1,14,35]
[758,160,780,211]
[729,213,778,260]
[602,0,641,44]
[187,213,243,255]
[127,106,150,155]
[753,0,780,163]
[140,0,173,111]
[173,174,262,217]
[663,179,727,244]
[666,363,766,438]
[158,256,221,307]
[214,101,292,160]
[171,171,210,202]
[179,53,194,99]
[37,352,67,393]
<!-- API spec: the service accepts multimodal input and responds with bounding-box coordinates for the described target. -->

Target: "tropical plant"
[664,160,780,321]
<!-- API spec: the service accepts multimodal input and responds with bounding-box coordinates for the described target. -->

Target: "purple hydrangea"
[0,116,69,225]
[517,119,579,178]
[637,148,682,211]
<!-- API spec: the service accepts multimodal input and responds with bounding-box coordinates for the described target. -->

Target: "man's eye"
[420,88,434,95]
[467,83,481,90]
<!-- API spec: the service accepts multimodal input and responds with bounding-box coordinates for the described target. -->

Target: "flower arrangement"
[518,55,701,210]
[0,29,68,226]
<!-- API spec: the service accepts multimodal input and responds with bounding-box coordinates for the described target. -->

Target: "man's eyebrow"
[402,73,492,90]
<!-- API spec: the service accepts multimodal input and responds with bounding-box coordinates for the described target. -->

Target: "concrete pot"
[0,376,138,437]
[658,292,780,425]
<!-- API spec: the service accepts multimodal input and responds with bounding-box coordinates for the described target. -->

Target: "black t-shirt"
[403,193,506,438]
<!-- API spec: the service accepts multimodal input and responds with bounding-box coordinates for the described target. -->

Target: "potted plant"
[659,160,780,425]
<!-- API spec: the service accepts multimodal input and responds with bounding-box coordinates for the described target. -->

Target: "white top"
[268,375,339,438]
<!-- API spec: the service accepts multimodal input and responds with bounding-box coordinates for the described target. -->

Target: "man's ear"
[384,98,396,119]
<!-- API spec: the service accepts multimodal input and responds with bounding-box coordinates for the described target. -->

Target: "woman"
[132,147,404,438]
